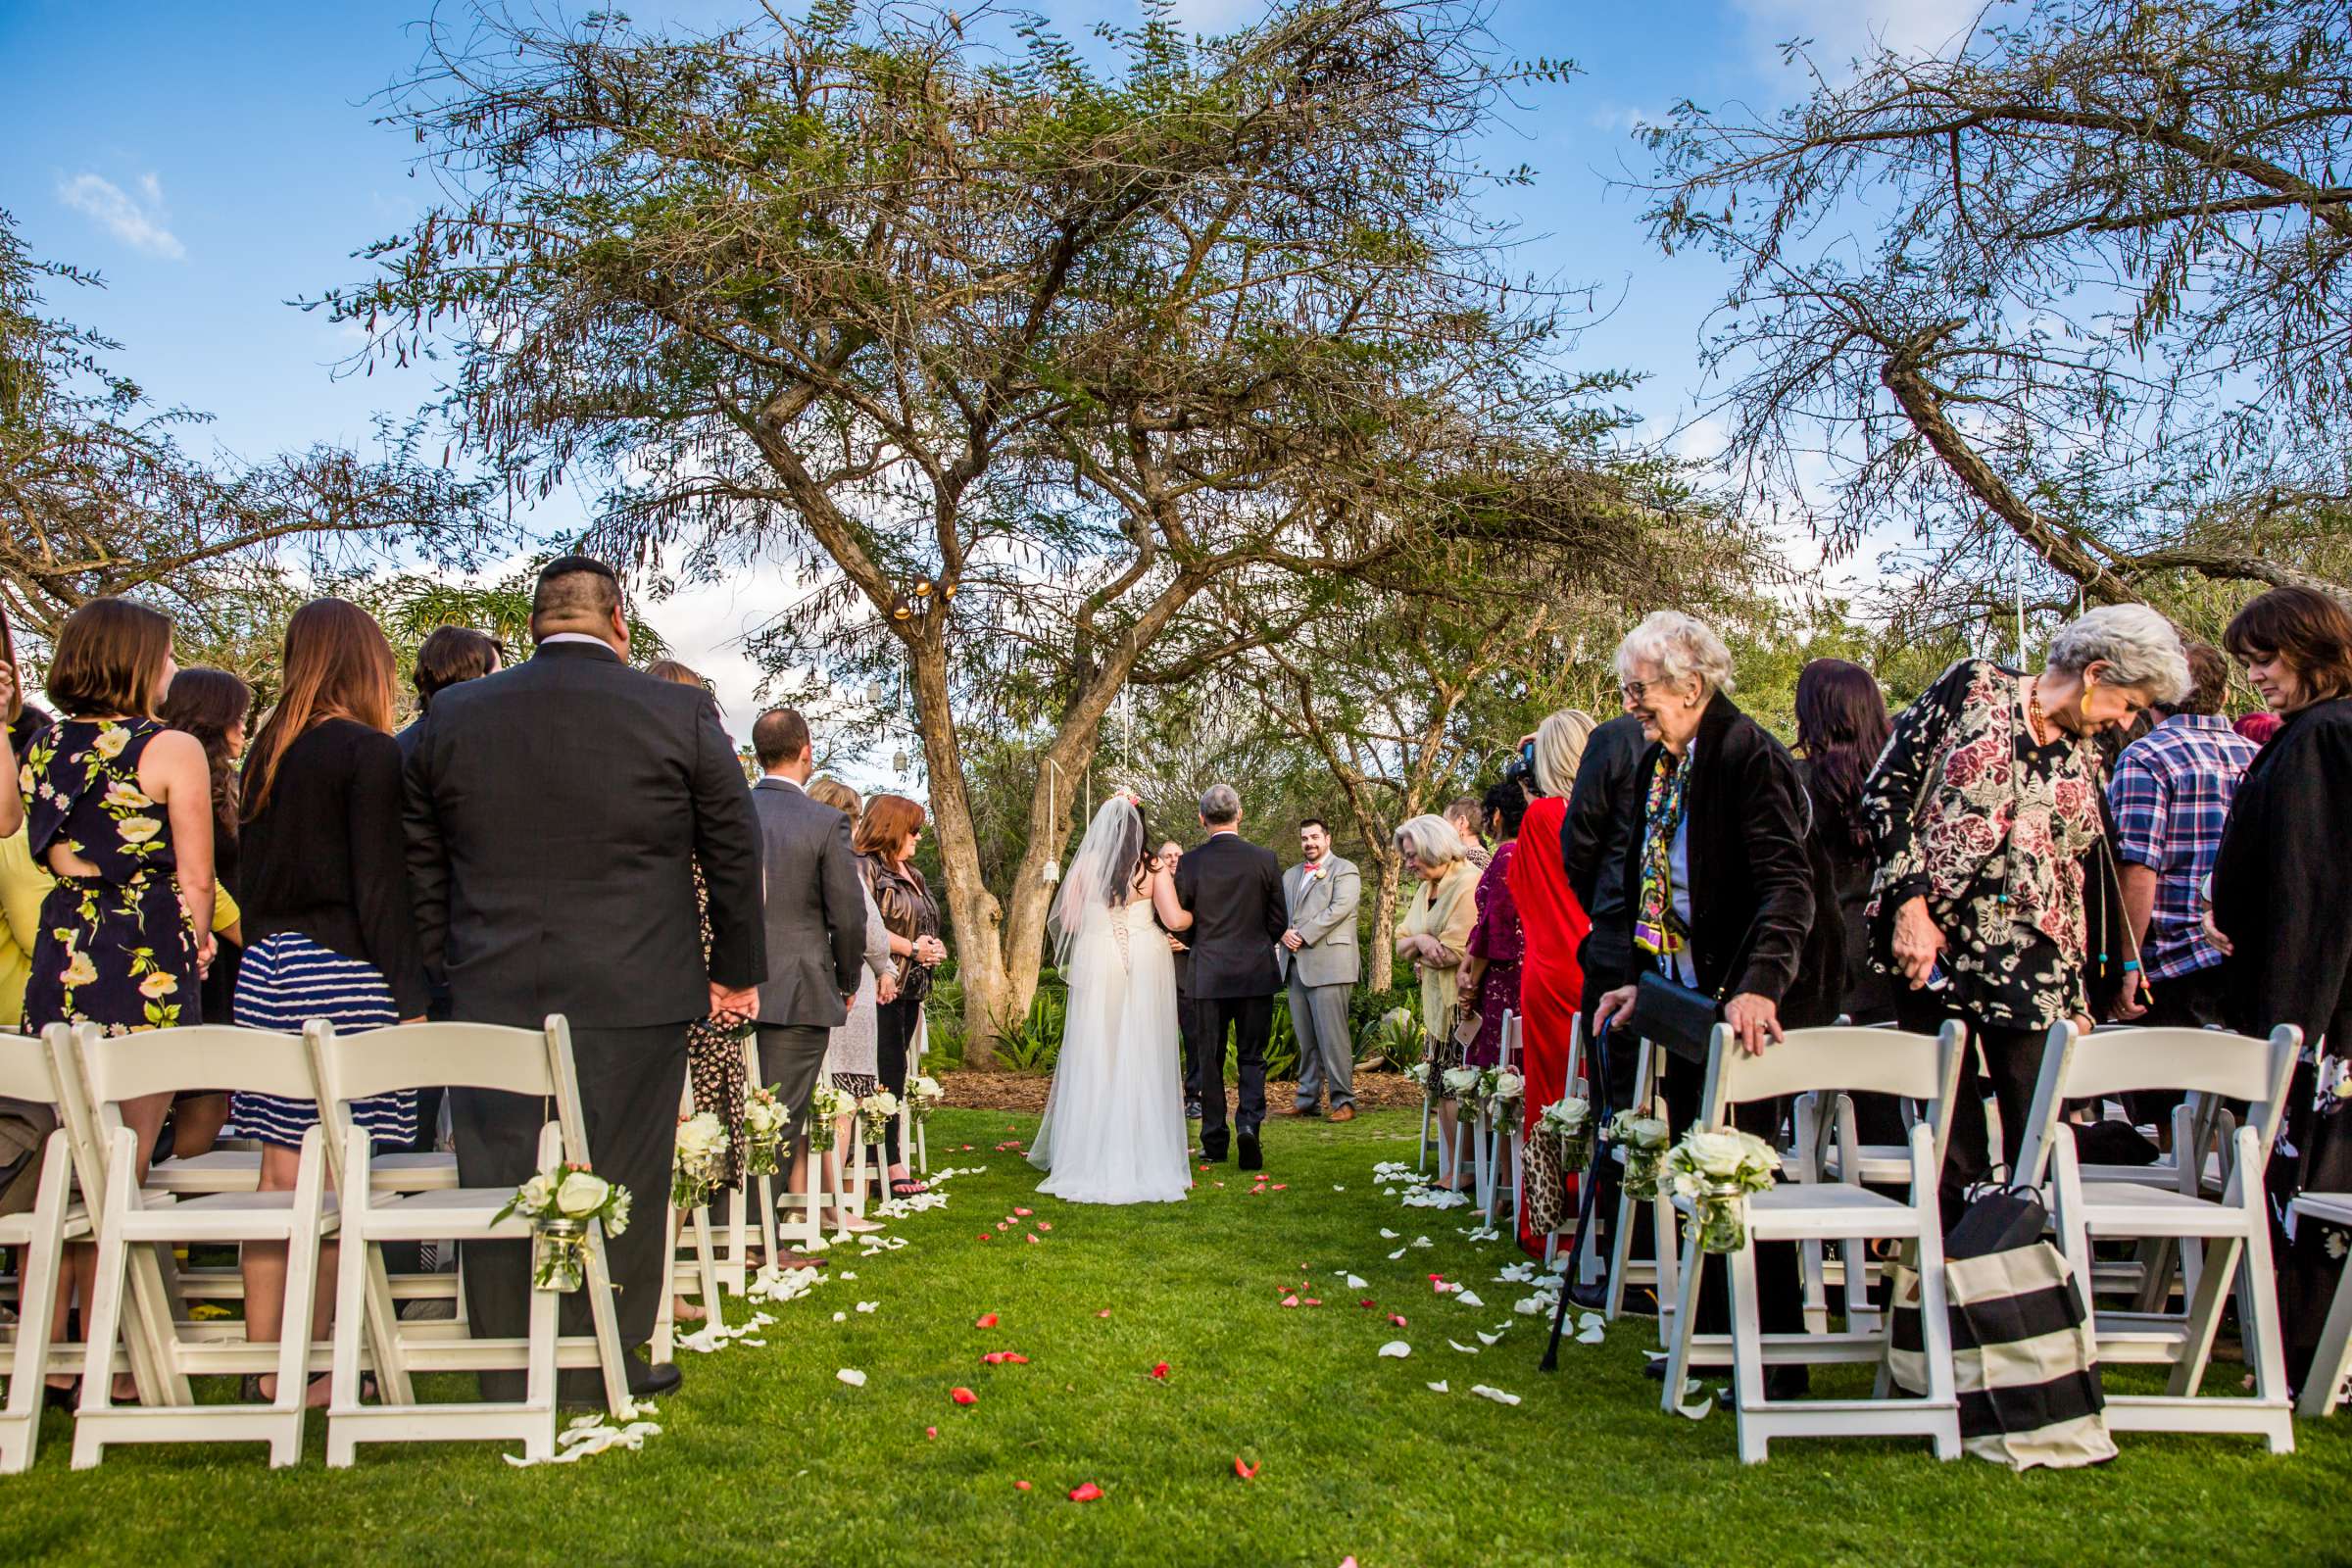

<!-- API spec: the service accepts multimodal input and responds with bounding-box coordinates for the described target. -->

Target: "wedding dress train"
[1028,897,1191,1205]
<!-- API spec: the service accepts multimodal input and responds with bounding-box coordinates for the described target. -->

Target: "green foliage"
[994,982,1067,1074]
[1354,1004,1427,1073]
[921,972,966,1071]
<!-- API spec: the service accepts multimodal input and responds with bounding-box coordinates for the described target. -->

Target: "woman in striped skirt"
[229,599,429,1405]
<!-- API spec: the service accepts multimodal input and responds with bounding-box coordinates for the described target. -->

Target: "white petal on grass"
[831,1311,847,1323]
[1576,1321,1606,1345]
[1388,1248,1407,1260]
[1470,1385,1522,1406]
[1454,1290,1485,1308]
[1447,1339,1481,1354]
[856,1301,879,1313]
[1475,1331,1503,1346]
[1426,1380,1450,1394]
[1676,1378,1711,1420]
[1346,1275,1368,1290]
[1410,1236,1434,1249]
[836,1368,867,1388]
[1377,1341,1412,1358]
[1380,1229,1399,1240]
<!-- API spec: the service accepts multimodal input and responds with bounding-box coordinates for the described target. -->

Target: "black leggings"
[1894,991,2047,1211]
[874,993,916,1170]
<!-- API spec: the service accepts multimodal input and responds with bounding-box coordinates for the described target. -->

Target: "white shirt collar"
[762,773,806,791]
[539,632,616,651]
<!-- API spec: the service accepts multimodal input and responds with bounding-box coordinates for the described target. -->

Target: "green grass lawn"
[6,1105,2347,1566]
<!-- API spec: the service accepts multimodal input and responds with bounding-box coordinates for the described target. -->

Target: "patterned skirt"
[228,932,414,1152]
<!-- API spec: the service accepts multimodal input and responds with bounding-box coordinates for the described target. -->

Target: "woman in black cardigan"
[1591,611,1830,1391]
[2210,586,2352,1390]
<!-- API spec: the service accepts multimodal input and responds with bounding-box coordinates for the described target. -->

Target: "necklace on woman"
[2024,675,2051,748]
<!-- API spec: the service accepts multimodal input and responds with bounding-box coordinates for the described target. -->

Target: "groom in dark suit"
[406,556,764,1400]
[1172,783,1287,1170]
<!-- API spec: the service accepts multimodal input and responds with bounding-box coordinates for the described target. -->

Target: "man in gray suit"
[1279,817,1361,1121]
[747,708,867,1152]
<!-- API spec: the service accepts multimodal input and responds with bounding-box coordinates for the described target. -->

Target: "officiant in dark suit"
[1166,783,1286,1170]
[405,556,764,1401]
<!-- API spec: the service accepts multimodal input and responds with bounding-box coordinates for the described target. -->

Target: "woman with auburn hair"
[21,596,216,1401]
[228,597,427,1405]
[2209,585,2352,1391]
[855,793,944,1197]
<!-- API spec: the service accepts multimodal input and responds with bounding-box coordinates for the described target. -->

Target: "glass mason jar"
[1557,1130,1592,1176]
[532,1218,588,1293]
[746,1137,781,1179]
[1623,1150,1662,1202]
[1695,1181,1748,1254]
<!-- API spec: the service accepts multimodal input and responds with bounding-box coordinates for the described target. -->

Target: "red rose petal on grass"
[1233,1456,1259,1481]
[926,1426,938,1439]
[1303,1298,1322,1307]
[951,1387,978,1405]
[978,1233,996,1242]
[1013,1206,1033,1216]
[1036,1221,1054,1231]
[1280,1296,1299,1308]
[1200,1164,1211,1172]
[1389,1314,1408,1328]
[1151,1362,1170,1380]
[1026,1233,1041,1244]
[1098,1309,1113,1318]
[1015,1481,1032,1492]
[975,1313,999,1328]
[1004,1353,1030,1364]
[1359,1298,1376,1309]
[983,1351,1009,1365]
[1068,1483,1104,1502]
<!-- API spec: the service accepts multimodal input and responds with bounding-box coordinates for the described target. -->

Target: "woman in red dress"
[1504,710,1595,1254]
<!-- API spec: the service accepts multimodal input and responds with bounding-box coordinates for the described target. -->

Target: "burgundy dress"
[1465,841,1523,1069]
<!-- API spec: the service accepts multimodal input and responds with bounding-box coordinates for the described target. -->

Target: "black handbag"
[1628,970,1722,1063]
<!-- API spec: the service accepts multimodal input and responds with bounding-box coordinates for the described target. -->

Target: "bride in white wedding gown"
[1029,794,1192,1205]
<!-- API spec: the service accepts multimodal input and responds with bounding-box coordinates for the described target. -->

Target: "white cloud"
[1730,0,1988,66]
[57,171,185,260]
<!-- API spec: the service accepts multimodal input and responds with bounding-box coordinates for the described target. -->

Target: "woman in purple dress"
[1459,779,1527,1068]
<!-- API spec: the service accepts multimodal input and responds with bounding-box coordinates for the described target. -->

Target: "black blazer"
[1563,712,1648,978]
[1611,692,1830,1017]
[1174,832,1286,1000]
[404,639,765,1030]
[2215,696,2352,1054]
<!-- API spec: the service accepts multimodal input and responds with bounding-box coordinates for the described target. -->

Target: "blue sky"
[0,0,1982,737]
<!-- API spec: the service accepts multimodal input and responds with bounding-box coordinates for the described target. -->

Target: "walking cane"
[1542,1018,1613,1373]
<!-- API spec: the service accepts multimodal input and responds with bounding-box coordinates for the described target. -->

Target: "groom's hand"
[1281,928,1304,951]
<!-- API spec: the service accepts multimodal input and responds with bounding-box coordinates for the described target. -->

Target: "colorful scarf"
[1633,747,1691,958]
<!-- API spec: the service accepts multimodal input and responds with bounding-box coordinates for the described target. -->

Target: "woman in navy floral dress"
[20,598,216,1398]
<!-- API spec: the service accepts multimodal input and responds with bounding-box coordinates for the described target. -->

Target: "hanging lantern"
[914,577,934,598]
[866,679,886,706]
[892,748,909,774]
[941,580,958,602]
[891,597,912,621]
[1041,858,1061,887]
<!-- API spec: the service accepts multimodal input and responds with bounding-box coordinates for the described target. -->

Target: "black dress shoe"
[1237,1132,1262,1172]
[1185,1101,1202,1120]
[1568,1280,1609,1313]
[1200,1139,1227,1162]
[628,1359,682,1398]
[1718,1366,1811,1406]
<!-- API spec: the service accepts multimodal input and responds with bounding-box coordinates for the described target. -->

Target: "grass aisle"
[9,1106,2349,1566]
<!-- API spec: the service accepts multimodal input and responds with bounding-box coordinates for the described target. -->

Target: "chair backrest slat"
[321,1021,557,1104]
[0,1029,59,1105]
[1705,1024,1959,1107]
[2017,1021,2302,1189]
[75,1024,316,1107]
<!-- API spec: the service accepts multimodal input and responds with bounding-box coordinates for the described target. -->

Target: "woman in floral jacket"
[1862,605,2186,1198]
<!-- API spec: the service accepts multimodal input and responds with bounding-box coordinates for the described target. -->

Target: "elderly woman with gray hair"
[1396,812,1484,1189]
[1864,603,2188,1197]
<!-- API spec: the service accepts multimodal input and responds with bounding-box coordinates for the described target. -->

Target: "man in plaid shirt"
[2107,641,2261,1043]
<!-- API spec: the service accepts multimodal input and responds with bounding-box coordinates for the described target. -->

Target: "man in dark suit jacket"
[1169,783,1286,1169]
[745,707,866,1152]
[406,557,763,1400]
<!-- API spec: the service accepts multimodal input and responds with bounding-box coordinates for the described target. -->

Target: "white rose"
[518,1173,557,1212]
[1442,1067,1481,1095]
[555,1170,612,1217]
[1493,1072,1523,1100]
[605,1186,632,1237]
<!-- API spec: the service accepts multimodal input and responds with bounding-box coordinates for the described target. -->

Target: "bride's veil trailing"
[1048,795,1147,971]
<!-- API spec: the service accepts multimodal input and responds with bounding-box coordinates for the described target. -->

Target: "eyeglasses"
[1619,679,1649,704]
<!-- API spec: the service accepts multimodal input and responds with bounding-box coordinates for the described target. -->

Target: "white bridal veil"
[1048,794,1147,970]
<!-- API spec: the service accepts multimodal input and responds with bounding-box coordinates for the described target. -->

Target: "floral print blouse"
[1861,659,2107,1029]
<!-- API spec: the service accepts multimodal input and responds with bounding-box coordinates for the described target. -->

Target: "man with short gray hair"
[1166,783,1287,1168]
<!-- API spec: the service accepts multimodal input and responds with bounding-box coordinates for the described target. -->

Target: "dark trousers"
[2124,963,2232,1130]
[453,1021,688,1399]
[1192,993,1271,1153]
[874,995,916,1168]
[1895,992,2047,1213]
[1576,965,1638,1271]
[1176,985,1205,1102]
[1659,1049,1803,1337]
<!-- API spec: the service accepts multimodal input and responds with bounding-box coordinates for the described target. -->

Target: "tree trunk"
[1366,846,1401,993]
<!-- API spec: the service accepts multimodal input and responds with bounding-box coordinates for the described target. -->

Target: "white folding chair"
[710,1034,778,1298]
[653,1081,724,1360]
[67,1023,335,1467]
[2014,1021,2299,1452]
[1545,1015,1589,1269]
[310,1016,631,1464]
[1604,1038,1680,1332]
[1659,1020,1967,1463]
[0,1026,89,1473]
[909,1008,930,1178]
[2289,1192,2352,1418]
[1482,1012,1523,1228]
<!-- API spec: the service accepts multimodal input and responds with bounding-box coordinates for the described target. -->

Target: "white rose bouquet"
[672,1110,731,1210]
[494,1161,631,1292]
[742,1084,789,1177]
[858,1088,902,1147]
[1441,1065,1482,1102]
[1482,1068,1525,1121]
[908,1075,946,1125]
[1608,1109,1673,1201]
[808,1082,852,1153]
[1661,1127,1781,1253]
[1538,1095,1592,1172]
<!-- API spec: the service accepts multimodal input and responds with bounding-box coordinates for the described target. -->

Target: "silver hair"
[1614,610,1737,696]
[1199,782,1241,825]
[1393,813,1464,868]
[1532,709,1597,799]
[2046,604,2191,704]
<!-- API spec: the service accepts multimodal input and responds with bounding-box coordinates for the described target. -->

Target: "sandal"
[672,1298,709,1325]
[889,1178,929,1198]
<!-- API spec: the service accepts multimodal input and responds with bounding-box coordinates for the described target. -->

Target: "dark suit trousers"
[1176,981,1206,1102]
[1193,994,1271,1152]
[1661,1050,1802,1338]
[453,1021,688,1399]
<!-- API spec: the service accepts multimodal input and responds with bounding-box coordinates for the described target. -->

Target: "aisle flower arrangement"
[1609,1109,1673,1201]
[808,1083,851,1153]
[908,1075,945,1124]
[1441,1065,1481,1102]
[1479,1068,1524,1124]
[1661,1127,1780,1253]
[858,1088,902,1147]
[672,1111,730,1209]
[743,1084,788,1177]
[495,1163,631,1293]
[1538,1095,1592,1172]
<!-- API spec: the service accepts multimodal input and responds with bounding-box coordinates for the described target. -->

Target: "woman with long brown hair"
[157,666,254,1158]
[855,794,944,1198]
[227,597,427,1405]
[21,597,215,1400]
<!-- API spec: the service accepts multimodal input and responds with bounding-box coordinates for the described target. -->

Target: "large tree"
[0,210,497,662]
[321,0,1617,1054]
[1641,0,2352,639]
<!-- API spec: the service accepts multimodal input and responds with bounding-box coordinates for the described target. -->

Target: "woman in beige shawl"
[1395,812,1482,1190]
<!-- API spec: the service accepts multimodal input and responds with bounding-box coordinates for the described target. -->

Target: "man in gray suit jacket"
[747,708,866,1150]
[1279,817,1361,1120]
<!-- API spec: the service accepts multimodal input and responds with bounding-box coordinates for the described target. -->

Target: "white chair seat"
[144,1150,260,1193]
[2075,1181,2239,1237]
[371,1152,459,1190]
[2295,1194,2352,1229]
[0,1204,90,1248]
[118,1189,339,1244]
[356,1186,522,1241]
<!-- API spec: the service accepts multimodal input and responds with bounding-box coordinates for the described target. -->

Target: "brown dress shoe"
[1327,1104,1356,1124]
